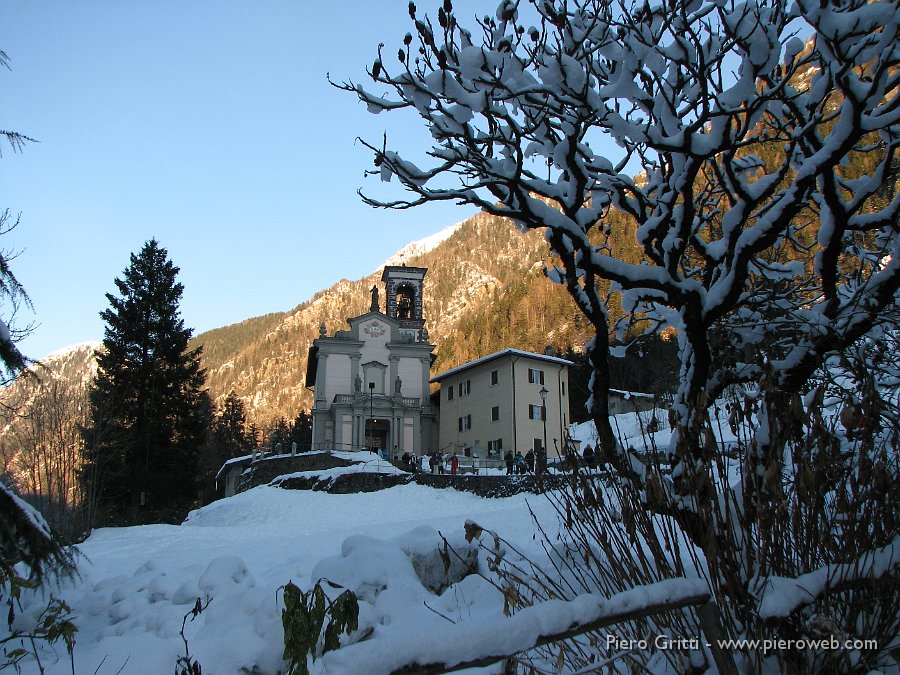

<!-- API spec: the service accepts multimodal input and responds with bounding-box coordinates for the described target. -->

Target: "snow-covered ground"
[8,416,720,675]
[11,401,881,674]
[569,404,743,454]
[11,458,560,674]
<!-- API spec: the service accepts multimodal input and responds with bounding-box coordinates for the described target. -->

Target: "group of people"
[503,449,546,477]
[397,443,612,476]
[402,449,550,476]
[402,451,462,474]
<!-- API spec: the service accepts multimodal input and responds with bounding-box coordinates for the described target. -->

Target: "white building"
[305,266,439,455]
[431,349,573,459]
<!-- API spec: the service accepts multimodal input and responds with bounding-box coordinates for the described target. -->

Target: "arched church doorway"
[365,418,391,456]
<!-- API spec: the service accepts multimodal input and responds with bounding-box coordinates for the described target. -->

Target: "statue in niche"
[355,375,362,392]
[370,285,379,312]
[394,376,402,395]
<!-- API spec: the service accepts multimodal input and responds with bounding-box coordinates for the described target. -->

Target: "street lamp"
[539,386,548,476]
[368,381,376,454]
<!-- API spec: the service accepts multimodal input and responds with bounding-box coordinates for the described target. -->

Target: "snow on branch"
[757,536,899,619]
[0,480,75,583]
[338,0,900,454]
[316,577,710,674]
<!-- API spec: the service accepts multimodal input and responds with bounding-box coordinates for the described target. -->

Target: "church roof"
[430,348,573,383]
[381,265,427,281]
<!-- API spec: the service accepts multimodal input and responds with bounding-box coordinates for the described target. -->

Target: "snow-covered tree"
[0,221,30,390]
[337,0,898,470]
[338,1,899,670]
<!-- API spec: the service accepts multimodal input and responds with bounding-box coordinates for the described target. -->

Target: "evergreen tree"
[267,417,291,452]
[0,73,76,588]
[289,411,312,452]
[82,239,209,525]
[212,390,250,459]
[197,390,249,499]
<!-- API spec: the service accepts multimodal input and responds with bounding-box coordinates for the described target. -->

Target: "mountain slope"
[192,210,592,424]
[1,210,596,431]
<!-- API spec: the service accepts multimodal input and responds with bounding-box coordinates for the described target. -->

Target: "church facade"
[305,266,438,455]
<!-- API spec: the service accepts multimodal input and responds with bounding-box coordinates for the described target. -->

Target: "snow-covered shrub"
[496,366,898,673]
[396,525,479,594]
[1,481,77,673]
[340,0,900,669]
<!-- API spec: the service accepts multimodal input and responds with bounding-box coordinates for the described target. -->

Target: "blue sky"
[1,1,482,360]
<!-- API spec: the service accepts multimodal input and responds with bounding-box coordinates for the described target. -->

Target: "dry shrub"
[481,357,898,673]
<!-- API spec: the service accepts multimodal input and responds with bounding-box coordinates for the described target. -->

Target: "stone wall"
[237,451,566,498]
[240,453,354,489]
[270,471,562,499]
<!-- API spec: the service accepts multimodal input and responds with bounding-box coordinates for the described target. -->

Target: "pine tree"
[213,390,250,456]
[267,417,291,452]
[289,411,312,452]
[82,239,210,525]
[1,77,76,588]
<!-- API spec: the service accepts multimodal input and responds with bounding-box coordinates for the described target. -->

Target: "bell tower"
[382,265,427,342]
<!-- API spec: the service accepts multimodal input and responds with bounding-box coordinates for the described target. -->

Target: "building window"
[528,404,545,420]
[459,379,471,396]
[458,415,472,431]
[490,369,499,385]
[447,387,454,401]
[562,381,566,396]
[528,368,544,385]
[487,439,502,455]
[491,406,500,422]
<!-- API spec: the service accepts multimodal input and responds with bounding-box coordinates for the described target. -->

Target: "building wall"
[359,323,391,393]
[323,353,352,403]
[396,357,424,400]
[608,390,657,416]
[436,352,571,458]
[512,356,570,456]
[309,313,437,454]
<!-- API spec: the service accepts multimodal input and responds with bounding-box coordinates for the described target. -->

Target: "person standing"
[525,449,535,473]
[583,444,595,469]
[450,453,459,475]
[504,450,514,475]
[536,448,546,481]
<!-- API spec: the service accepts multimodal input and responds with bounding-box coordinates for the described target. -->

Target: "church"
[306,265,573,460]
[305,266,439,455]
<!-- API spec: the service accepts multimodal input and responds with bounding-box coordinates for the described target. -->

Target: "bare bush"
[1,375,91,543]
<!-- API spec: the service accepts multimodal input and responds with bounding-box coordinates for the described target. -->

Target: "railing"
[456,457,504,473]
[331,394,423,407]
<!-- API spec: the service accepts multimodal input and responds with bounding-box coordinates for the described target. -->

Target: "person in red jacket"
[450,453,459,475]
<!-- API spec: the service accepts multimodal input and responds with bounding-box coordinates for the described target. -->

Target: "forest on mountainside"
[6,126,879,434]
[189,206,666,427]
[190,211,593,425]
